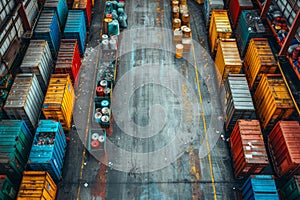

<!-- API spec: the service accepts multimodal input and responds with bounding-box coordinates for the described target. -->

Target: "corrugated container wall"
[230,120,269,179]
[242,175,279,200]
[34,10,61,56]
[17,171,57,200]
[55,39,82,85]
[4,74,44,131]
[209,10,232,54]
[236,10,267,57]
[0,176,17,200]
[244,38,278,90]
[253,74,294,131]
[224,74,256,134]
[27,120,67,182]
[0,120,32,184]
[44,0,69,28]
[268,121,300,177]
[228,0,253,28]
[214,39,242,80]
[72,0,92,28]
[64,10,86,55]
[280,176,300,200]
[42,74,75,130]
[23,0,39,27]
[20,40,54,93]
[204,0,224,26]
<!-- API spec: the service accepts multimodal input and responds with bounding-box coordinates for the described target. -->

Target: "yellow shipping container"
[244,38,278,90]
[254,74,294,131]
[17,171,57,200]
[215,39,242,80]
[42,74,75,131]
[209,10,232,54]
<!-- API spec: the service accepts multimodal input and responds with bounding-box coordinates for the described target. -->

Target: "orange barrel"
[175,44,184,59]
[180,0,187,5]
[182,27,191,38]
[172,1,179,9]
[172,18,181,29]
[181,12,190,25]
[173,28,182,42]
[103,18,112,34]
[172,7,180,18]
[96,86,104,96]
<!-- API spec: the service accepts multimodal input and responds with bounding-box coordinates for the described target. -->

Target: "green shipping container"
[281,176,300,200]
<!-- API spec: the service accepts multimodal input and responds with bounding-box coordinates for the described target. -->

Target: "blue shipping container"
[27,120,66,182]
[44,0,68,28]
[34,10,61,55]
[242,175,279,200]
[64,10,86,55]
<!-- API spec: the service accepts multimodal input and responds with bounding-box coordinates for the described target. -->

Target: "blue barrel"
[64,10,86,55]
[242,175,279,200]
[34,9,61,55]
[44,0,69,28]
[27,120,67,182]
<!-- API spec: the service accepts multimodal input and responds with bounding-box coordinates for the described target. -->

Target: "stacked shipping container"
[0,176,17,200]
[44,0,69,28]
[72,0,92,29]
[280,176,300,200]
[27,120,67,182]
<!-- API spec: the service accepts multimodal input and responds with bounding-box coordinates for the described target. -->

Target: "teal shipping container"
[280,176,300,200]
[0,175,17,200]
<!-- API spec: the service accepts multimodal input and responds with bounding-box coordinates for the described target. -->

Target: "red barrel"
[96,86,104,96]
[292,46,300,60]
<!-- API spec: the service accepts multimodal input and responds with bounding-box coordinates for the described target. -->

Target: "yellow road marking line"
[191,34,217,200]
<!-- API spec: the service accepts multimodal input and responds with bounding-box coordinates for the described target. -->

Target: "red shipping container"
[73,0,92,28]
[230,119,269,179]
[268,121,300,177]
[55,39,82,86]
[229,0,253,28]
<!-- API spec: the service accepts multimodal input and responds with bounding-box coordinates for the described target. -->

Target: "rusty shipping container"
[215,39,242,80]
[42,74,75,131]
[209,10,232,54]
[17,171,57,200]
[224,74,256,134]
[244,38,278,90]
[253,74,295,131]
[230,119,269,179]
[268,121,300,177]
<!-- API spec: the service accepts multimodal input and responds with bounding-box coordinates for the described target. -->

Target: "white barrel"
[101,115,110,123]
[100,80,108,87]
[94,112,102,123]
[91,132,99,140]
[102,34,109,41]
[98,135,105,143]
[102,40,109,50]
[102,107,110,115]
[109,38,117,50]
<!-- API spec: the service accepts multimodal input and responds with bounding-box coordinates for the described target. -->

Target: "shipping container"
[23,0,39,27]
[242,175,279,200]
[44,0,69,28]
[230,120,269,179]
[42,74,75,131]
[236,10,268,57]
[17,171,57,200]
[27,120,67,182]
[253,74,295,131]
[244,38,278,90]
[34,9,61,56]
[268,121,300,177]
[20,40,54,92]
[0,73,13,119]
[0,120,32,184]
[209,10,232,54]
[0,175,17,200]
[55,39,82,85]
[228,0,253,29]
[214,39,242,80]
[64,10,86,55]
[4,74,44,131]
[224,74,256,133]
[203,0,224,26]
[72,0,92,28]
[280,176,300,200]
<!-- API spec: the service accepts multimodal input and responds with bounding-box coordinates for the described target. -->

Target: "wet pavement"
[56,0,242,200]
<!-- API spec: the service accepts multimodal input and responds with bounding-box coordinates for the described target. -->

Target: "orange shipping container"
[230,119,269,178]
[42,74,75,131]
[17,171,57,200]
[243,38,278,90]
[253,74,294,131]
[268,121,300,177]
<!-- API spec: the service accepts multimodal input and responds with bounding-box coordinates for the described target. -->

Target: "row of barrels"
[203,0,299,199]
[0,0,95,199]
